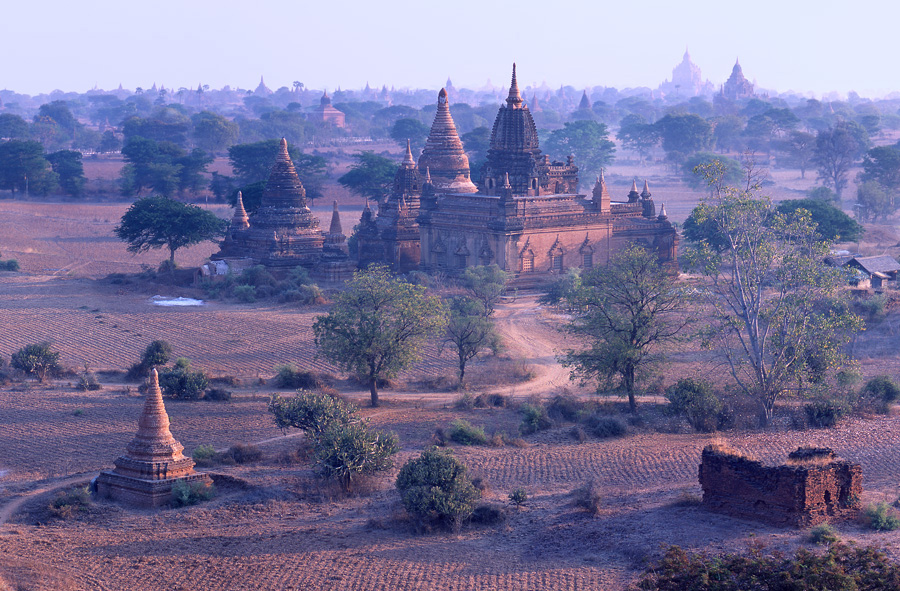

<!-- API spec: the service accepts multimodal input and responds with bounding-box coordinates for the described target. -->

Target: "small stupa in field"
[96,369,211,507]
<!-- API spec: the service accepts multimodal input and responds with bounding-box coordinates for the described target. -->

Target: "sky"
[2,0,898,98]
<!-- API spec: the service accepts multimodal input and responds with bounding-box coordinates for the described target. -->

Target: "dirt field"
[3,163,900,590]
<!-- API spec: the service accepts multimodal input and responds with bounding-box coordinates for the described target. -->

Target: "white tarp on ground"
[150,295,204,307]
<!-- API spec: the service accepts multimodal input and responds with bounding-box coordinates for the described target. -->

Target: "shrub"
[11,342,61,382]
[3,259,20,271]
[547,394,592,422]
[192,444,217,466]
[448,419,488,445]
[268,391,356,435]
[171,479,215,507]
[48,486,91,519]
[635,543,900,590]
[239,265,277,288]
[584,414,627,439]
[226,444,262,464]
[76,366,102,391]
[205,387,232,401]
[396,448,481,532]
[665,378,723,432]
[508,488,528,508]
[142,340,172,368]
[473,393,507,408]
[314,422,399,491]
[158,359,208,400]
[809,522,839,544]
[571,424,588,443]
[469,503,507,526]
[519,403,552,435]
[861,376,900,412]
[454,392,475,410]
[273,364,324,389]
[572,480,602,515]
[864,502,900,531]
[233,284,256,303]
[804,400,847,428]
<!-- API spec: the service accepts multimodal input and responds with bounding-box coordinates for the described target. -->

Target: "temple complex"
[357,64,678,284]
[658,48,714,97]
[310,91,346,127]
[721,59,755,101]
[96,369,211,507]
[210,139,353,281]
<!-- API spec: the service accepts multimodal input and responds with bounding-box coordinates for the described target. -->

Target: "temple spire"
[506,63,523,107]
[592,171,611,213]
[403,139,415,166]
[329,200,343,235]
[641,180,652,199]
[232,191,250,230]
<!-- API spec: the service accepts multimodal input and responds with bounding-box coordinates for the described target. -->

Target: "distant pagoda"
[96,369,211,507]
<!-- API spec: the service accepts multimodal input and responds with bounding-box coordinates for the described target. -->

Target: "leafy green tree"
[681,152,741,190]
[859,145,900,190]
[114,195,227,265]
[442,296,499,386]
[776,199,863,242]
[813,121,869,198]
[560,244,692,413]
[268,391,398,491]
[45,150,86,197]
[36,101,78,139]
[159,357,208,400]
[11,342,61,382]
[462,264,509,317]
[396,448,480,532]
[0,140,58,195]
[0,114,29,140]
[337,151,397,206]
[313,265,447,406]
[856,180,896,222]
[616,114,659,164]
[545,120,616,182]
[777,130,816,179]
[97,130,122,153]
[712,115,745,153]
[807,186,839,204]
[121,137,211,197]
[390,118,429,154]
[461,127,490,159]
[654,113,712,164]
[191,111,238,154]
[684,165,863,426]
[122,109,191,146]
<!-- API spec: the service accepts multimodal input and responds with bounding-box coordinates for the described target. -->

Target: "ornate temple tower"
[480,64,577,196]
[721,59,755,101]
[417,88,477,193]
[96,369,211,507]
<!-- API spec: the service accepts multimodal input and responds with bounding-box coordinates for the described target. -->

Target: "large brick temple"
[359,64,678,284]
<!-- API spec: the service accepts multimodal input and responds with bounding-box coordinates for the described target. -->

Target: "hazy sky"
[3,0,898,98]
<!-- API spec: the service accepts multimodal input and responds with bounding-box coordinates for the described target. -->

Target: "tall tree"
[560,244,692,413]
[544,120,616,182]
[654,113,712,165]
[191,111,238,154]
[337,151,397,206]
[684,162,863,426]
[462,264,510,317]
[812,121,869,198]
[114,195,227,265]
[778,130,815,179]
[0,114,29,140]
[0,140,58,195]
[46,150,86,197]
[775,199,863,243]
[616,114,659,164]
[390,118,429,154]
[442,296,498,386]
[313,266,447,406]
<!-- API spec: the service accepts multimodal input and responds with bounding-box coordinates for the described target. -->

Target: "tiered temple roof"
[722,59,755,101]
[417,88,477,194]
[96,369,211,507]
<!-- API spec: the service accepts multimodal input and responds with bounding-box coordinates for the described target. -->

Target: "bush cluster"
[201,265,325,306]
[0,259,19,271]
[268,391,398,491]
[126,340,172,381]
[10,342,62,382]
[804,400,848,428]
[47,486,91,519]
[159,358,209,400]
[572,480,602,515]
[633,543,900,590]
[273,364,327,389]
[448,419,488,445]
[396,447,480,532]
[665,378,727,433]
[860,375,900,413]
[171,479,216,507]
[864,502,900,531]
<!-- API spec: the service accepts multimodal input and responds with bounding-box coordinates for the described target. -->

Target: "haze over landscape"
[4,0,900,97]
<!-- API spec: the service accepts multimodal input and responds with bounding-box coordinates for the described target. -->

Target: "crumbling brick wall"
[699,446,862,527]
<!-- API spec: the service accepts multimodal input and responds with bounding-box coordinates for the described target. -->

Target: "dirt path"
[0,474,92,526]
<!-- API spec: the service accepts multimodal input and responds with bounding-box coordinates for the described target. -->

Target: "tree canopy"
[813,121,869,197]
[544,120,616,183]
[337,151,397,206]
[776,198,864,243]
[114,195,227,265]
[313,265,447,406]
[0,140,58,195]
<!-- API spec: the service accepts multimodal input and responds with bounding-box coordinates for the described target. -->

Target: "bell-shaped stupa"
[96,369,211,507]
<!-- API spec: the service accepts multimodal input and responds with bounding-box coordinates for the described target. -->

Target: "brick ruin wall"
[699,446,862,527]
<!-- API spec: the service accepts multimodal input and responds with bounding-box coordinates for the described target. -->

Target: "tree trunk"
[369,375,379,407]
[624,365,637,414]
[458,355,466,388]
